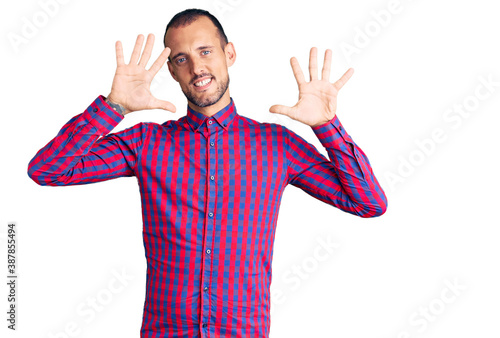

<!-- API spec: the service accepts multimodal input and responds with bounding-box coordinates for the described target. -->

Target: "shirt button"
[203,286,208,291]
[210,141,214,147]
[210,175,215,180]
[93,108,98,112]
[202,323,207,328]
[208,120,213,125]
[206,249,211,254]
[208,212,213,217]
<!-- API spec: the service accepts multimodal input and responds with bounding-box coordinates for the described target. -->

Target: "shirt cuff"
[85,95,124,135]
[311,114,354,148]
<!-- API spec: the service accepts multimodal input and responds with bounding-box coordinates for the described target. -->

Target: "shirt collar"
[185,98,238,132]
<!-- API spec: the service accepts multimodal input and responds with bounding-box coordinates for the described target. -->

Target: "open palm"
[108,34,176,114]
[270,47,353,127]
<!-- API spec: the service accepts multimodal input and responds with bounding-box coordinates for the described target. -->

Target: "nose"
[190,56,206,76]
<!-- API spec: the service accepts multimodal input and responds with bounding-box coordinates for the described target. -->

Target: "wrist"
[311,116,334,128]
[105,95,130,116]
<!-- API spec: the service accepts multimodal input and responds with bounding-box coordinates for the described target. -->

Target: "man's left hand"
[270,47,354,127]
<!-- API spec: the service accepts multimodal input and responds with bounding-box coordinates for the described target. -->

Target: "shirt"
[27,95,387,337]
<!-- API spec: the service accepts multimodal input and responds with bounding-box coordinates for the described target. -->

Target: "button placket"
[201,117,217,336]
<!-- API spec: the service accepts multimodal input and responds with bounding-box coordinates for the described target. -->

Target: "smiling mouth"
[194,78,211,86]
[193,77,213,90]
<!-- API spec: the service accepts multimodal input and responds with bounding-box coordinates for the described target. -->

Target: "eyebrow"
[171,45,215,62]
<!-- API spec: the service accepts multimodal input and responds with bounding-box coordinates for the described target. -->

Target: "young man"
[28,8,387,338]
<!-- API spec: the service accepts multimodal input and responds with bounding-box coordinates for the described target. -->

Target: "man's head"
[164,9,228,52]
[164,9,236,113]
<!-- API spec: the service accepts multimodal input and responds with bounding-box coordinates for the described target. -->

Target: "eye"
[176,57,186,64]
[201,50,211,56]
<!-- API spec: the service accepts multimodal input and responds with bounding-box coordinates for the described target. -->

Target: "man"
[28,8,387,338]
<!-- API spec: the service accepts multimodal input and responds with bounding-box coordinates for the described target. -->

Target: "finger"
[115,40,125,66]
[269,104,292,117]
[333,68,355,91]
[129,34,145,65]
[138,34,155,67]
[150,98,177,112]
[321,49,332,82]
[148,46,171,75]
[309,47,318,81]
[290,57,306,85]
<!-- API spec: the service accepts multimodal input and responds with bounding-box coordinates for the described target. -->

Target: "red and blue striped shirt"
[28,95,387,337]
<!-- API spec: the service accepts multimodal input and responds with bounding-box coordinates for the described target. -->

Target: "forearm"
[27,95,125,186]
[311,115,387,217]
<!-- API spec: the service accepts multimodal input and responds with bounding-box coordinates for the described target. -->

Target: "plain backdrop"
[1,0,499,337]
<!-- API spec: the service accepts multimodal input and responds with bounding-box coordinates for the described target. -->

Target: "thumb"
[269,104,292,116]
[150,98,177,113]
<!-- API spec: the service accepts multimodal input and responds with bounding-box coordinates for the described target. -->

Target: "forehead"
[165,16,220,50]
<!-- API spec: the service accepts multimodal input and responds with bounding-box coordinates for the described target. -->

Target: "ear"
[224,42,236,67]
[167,61,179,82]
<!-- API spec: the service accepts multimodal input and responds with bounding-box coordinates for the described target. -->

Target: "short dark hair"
[163,8,228,57]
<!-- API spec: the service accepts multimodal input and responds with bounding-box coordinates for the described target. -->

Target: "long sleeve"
[27,95,147,186]
[284,114,387,218]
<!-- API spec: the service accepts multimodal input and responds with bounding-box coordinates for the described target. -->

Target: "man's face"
[165,16,235,108]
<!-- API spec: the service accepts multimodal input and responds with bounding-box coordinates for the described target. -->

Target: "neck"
[188,91,231,117]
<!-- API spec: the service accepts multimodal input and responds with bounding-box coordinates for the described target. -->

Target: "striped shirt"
[28,95,387,337]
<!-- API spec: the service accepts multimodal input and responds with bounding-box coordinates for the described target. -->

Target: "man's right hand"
[106,33,176,116]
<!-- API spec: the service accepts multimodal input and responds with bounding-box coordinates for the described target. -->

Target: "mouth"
[193,77,213,91]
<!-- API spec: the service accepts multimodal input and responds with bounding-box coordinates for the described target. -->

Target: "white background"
[1,0,499,337]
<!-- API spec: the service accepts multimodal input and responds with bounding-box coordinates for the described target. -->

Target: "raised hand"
[107,33,176,115]
[269,47,354,127]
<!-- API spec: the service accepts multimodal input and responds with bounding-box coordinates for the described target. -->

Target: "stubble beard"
[183,75,230,108]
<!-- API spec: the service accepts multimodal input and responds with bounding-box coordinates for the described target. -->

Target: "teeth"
[194,78,211,87]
